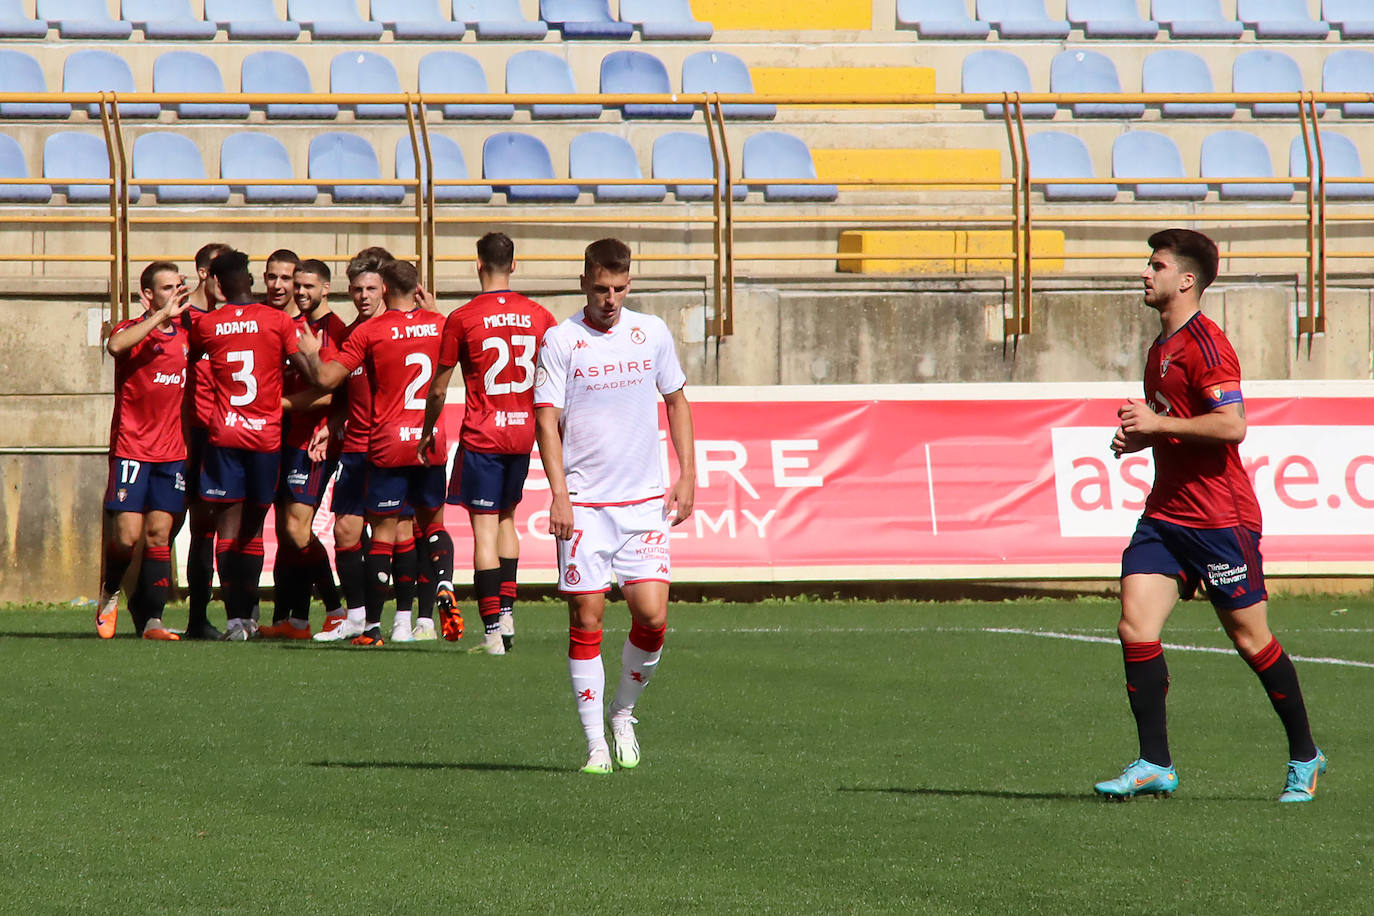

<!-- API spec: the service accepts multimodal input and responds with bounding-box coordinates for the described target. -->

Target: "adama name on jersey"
[215,319,259,335]
[483,313,534,329]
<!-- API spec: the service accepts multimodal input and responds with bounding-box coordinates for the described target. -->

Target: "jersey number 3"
[226,350,257,407]
[481,335,536,396]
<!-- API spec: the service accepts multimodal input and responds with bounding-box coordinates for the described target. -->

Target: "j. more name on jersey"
[390,324,438,339]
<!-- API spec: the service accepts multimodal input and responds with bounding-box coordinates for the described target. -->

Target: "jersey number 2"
[404,353,433,411]
[481,335,536,396]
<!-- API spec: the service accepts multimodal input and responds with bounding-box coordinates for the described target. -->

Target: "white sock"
[612,638,661,719]
[569,654,607,749]
[346,606,365,625]
[393,610,413,630]
[144,617,163,631]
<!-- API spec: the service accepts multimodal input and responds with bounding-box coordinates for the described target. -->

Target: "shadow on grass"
[309,760,565,774]
[839,786,1094,802]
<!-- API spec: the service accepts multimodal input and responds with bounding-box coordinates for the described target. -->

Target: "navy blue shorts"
[446,449,531,513]
[331,452,368,518]
[1122,516,1267,611]
[185,425,208,502]
[279,446,339,508]
[366,463,446,516]
[200,444,281,508]
[104,456,186,515]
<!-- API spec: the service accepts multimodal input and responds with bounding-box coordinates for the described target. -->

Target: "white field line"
[985,627,1374,670]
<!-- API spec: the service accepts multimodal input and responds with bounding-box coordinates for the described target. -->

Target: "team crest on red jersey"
[630,326,646,345]
[1159,354,1172,378]
[564,563,581,585]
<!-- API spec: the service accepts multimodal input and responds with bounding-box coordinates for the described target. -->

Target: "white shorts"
[557,498,671,594]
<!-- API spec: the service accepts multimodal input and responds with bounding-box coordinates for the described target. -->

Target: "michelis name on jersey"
[483,313,534,329]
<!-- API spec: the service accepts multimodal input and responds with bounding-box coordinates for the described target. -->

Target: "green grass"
[3,596,1373,914]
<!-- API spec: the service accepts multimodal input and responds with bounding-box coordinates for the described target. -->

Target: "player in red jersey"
[1095,229,1324,803]
[308,260,456,648]
[98,262,192,640]
[418,232,556,654]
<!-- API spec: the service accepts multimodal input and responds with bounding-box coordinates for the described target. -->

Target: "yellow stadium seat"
[689,0,871,30]
[749,67,935,108]
[810,148,1002,191]
[837,229,1066,274]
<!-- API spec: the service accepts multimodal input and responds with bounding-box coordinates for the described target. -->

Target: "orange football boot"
[436,585,465,641]
[142,628,181,641]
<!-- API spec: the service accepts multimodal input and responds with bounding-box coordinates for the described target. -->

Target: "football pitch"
[3,596,1373,914]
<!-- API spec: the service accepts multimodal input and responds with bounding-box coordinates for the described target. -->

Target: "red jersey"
[336,307,447,468]
[329,316,373,455]
[1142,311,1261,531]
[183,306,217,429]
[109,314,189,463]
[438,290,556,454]
[283,309,348,451]
[188,302,299,454]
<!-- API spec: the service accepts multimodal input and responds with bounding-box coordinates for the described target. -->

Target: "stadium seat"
[619,0,711,39]
[569,132,665,203]
[1200,131,1293,200]
[0,0,50,37]
[1143,50,1235,119]
[154,52,250,120]
[308,133,403,204]
[205,0,301,39]
[681,51,775,120]
[1324,0,1374,39]
[1233,50,1323,119]
[601,51,693,120]
[37,0,132,38]
[976,0,1070,38]
[132,132,230,204]
[0,135,51,204]
[652,131,746,202]
[482,132,579,203]
[1323,50,1374,118]
[64,50,160,120]
[1112,131,1206,201]
[452,0,547,38]
[961,50,1056,119]
[395,134,491,203]
[1050,50,1144,119]
[288,0,383,38]
[331,52,407,119]
[122,0,217,38]
[45,132,138,203]
[540,0,633,38]
[419,52,513,120]
[242,52,337,120]
[896,0,991,38]
[0,50,71,119]
[742,132,838,203]
[1151,0,1242,38]
[371,0,465,38]
[1066,0,1158,38]
[506,51,601,120]
[220,133,318,204]
[1026,132,1117,201]
[1289,133,1374,200]
[1236,0,1329,38]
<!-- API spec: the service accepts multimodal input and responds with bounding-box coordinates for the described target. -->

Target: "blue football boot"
[1094,758,1179,799]
[1278,748,1327,803]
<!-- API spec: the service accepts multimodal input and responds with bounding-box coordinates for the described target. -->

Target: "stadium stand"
[810,147,1001,193]
[741,132,837,202]
[1112,131,1207,201]
[1066,0,1159,38]
[601,51,694,120]
[1233,50,1323,119]
[242,51,338,119]
[0,50,71,119]
[837,229,1065,274]
[0,135,51,204]
[961,50,1056,119]
[308,132,404,203]
[1200,131,1294,200]
[371,0,466,38]
[619,0,712,39]
[1050,49,1145,119]
[395,134,492,202]
[64,50,160,119]
[220,132,318,204]
[132,132,230,204]
[37,0,132,39]
[748,65,934,100]
[0,0,48,38]
[506,51,601,119]
[651,131,746,201]
[44,131,138,202]
[1151,0,1243,38]
[1289,133,1374,200]
[896,0,992,38]
[539,0,633,39]
[452,0,548,39]
[122,0,217,39]
[1236,0,1329,39]
[205,0,301,39]
[1026,132,1117,201]
[330,51,407,119]
[419,51,514,119]
[569,132,666,203]
[288,0,384,39]
[482,131,579,203]
[1143,49,1236,119]
[975,0,1070,39]
[1323,50,1374,117]
[153,51,251,120]
[1324,0,1374,39]
[680,51,775,120]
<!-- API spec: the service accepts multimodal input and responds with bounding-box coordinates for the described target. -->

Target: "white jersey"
[534,307,686,505]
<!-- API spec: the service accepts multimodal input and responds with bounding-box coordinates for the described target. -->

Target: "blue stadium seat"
[961,50,1056,119]
[1112,131,1206,201]
[0,50,71,119]
[1026,132,1117,201]
[44,132,138,203]
[681,51,775,120]
[132,132,230,204]
[1290,133,1374,200]
[1324,50,1374,118]
[0,0,50,37]
[1233,50,1323,119]
[506,51,601,120]
[122,0,217,38]
[1143,49,1235,119]
[652,131,745,202]
[220,133,317,204]
[1324,0,1374,39]
[288,0,383,38]
[601,51,693,120]
[395,134,492,203]
[242,52,338,120]
[896,0,991,38]
[309,133,403,204]
[1151,0,1242,38]
[1200,131,1293,200]
[1050,50,1144,119]
[570,132,665,203]
[419,52,513,120]
[976,0,1070,38]
[452,0,547,38]
[154,52,250,119]
[540,0,632,38]
[482,132,579,203]
[1237,0,1328,38]
[331,52,407,119]
[0,135,51,204]
[619,0,711,39]
[205,0,301,39]
[64,50,160,120]
[742,132,837,203]
[38,0,132,38]
[372,0,465,38]
[1066,0,1158,38]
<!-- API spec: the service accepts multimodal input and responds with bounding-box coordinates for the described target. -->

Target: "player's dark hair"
[140,260,180,293]
[194,242,231,272]
[266,248,300,270]
[378,259,419,297]
[1147,228,1219,293]
[346,247,393,282]
[476,232,515,272]
[583,238,632,276]
[208,250,252,299]
[297,258,331,282]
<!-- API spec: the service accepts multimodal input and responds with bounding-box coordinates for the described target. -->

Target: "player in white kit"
[534,238,696,774]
